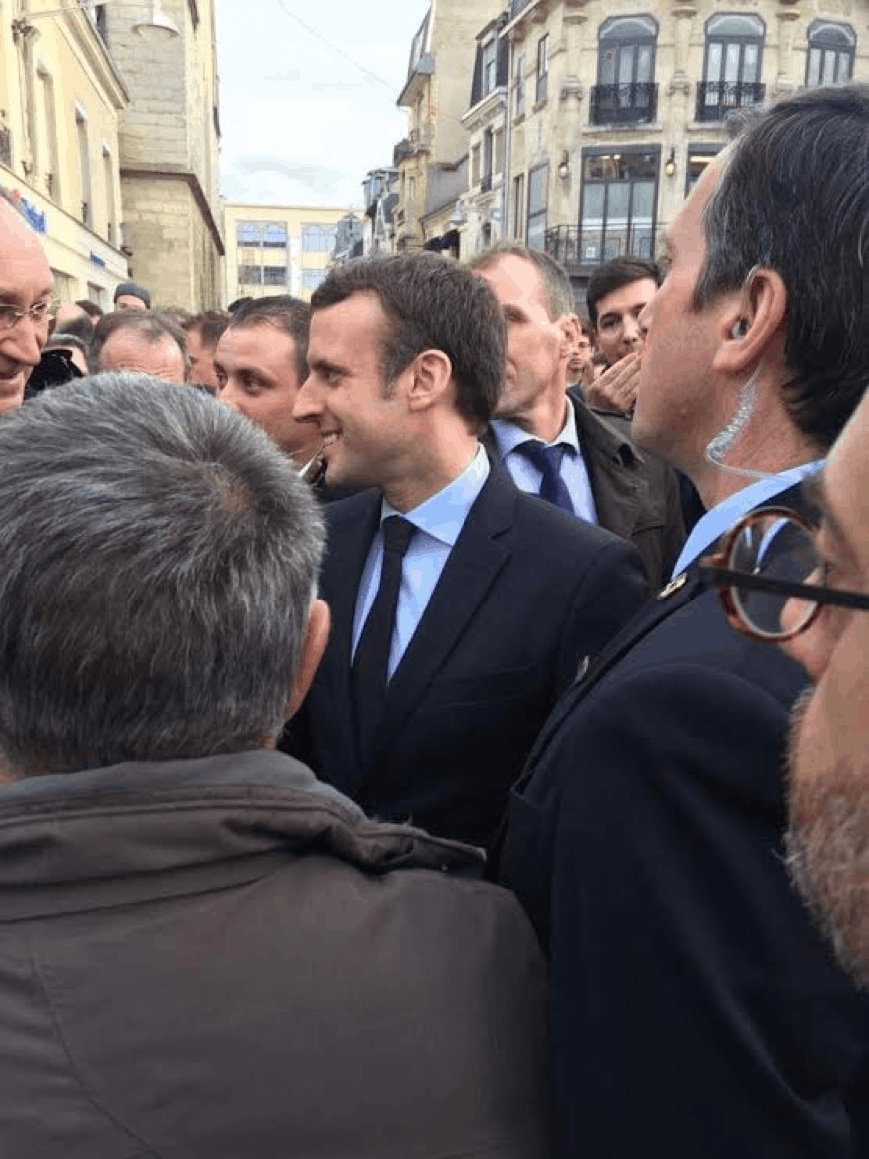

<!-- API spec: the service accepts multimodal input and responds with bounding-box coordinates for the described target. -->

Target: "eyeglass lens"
[0,300,55,330]
[726,514,821,638]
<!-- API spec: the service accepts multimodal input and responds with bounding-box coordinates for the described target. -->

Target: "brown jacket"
[0,750,548,1158]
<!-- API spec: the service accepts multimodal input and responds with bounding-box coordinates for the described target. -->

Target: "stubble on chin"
[783,687,869,990]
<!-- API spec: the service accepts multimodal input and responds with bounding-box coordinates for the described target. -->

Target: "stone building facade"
[0,0,129,304]
[223,202,362,305]
[393,0,503,252]
[100,0,224,310]
[394,0,869,293]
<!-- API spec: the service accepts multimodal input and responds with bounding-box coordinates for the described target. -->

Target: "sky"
[215,0,429,209]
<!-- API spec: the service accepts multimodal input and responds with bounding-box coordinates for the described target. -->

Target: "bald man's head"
[0,199,53,413]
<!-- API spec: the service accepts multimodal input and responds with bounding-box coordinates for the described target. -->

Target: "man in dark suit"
[284,252,647,847]
[468,243,684,590]
[496,84,869,1157]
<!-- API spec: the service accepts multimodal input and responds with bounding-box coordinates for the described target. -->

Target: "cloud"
[231,156,349,186]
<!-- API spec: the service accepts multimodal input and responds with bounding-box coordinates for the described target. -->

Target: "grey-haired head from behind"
[0,373,325,777]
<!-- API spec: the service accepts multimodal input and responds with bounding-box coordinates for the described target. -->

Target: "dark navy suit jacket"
[497,486,869,1157]
[283,466,648,846]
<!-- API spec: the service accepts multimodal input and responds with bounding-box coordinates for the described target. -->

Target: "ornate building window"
[513,173,525,238]
[237,221,263,246]
[262,266,287,286]
[578,150,658,266]
[592,16,657,125]
[536,35,549,103]
[697,14,765,123]
[482,128,494,191]
[526,163,548,250]
[684,146,723,198]
[301,224,336,252]
[482,38,497,96]
[806,21,855,87]
[263,223,287,248]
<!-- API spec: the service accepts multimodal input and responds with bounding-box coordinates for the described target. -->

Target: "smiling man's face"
[0,201,53,413]
[781,389,869,989]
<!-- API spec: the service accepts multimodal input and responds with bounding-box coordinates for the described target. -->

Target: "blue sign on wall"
[18,197,47,234]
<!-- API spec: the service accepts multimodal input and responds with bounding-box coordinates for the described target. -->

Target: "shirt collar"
[491,400,579,459]
[671,459,824,578]
[380,443,490,547]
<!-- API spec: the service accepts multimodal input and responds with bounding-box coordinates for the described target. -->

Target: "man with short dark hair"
[214,295,322,469]
[285,252,647,846]
[582,255,661,416]
[0,196,53,413]
[468,241,684,589]
[498,84,869,1157]
[184,309,228,393]
[91,310,187,381]
[567,315,594,389]
[0,374,549,1158]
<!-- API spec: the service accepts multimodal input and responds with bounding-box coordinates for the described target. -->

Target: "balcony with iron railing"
[590,82,658,126]
[545,223,665,274]
[408,125,434,152]
[695,81,765,123]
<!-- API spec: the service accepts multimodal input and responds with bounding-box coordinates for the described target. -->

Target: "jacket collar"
[568,387,644,469]
[0,750,483,918]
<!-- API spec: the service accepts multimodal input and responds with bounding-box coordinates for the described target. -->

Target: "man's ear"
[284,598,330,723]
[712,267,788,375]
[406,348,454,412]
[556,313,581,357]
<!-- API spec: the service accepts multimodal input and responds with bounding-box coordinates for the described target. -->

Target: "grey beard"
[784,796,869,992]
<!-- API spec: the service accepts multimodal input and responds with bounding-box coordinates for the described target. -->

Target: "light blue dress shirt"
[671,459,824,578]
[491,404,598,524]
[352,444,491,679]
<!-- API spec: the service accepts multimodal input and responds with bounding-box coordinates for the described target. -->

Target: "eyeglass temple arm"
[698,565,869,612]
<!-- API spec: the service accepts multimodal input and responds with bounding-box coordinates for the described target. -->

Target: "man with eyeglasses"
[496,85,869,1158]
[780,393,869,994]
[692,393,869,995]
[0,196,54,414]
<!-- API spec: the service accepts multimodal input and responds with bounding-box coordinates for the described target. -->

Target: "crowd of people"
[0,82,867,1157]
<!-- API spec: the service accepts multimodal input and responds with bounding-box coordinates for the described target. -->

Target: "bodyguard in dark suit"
[468,243,684,589]
[496,85,869,1157]
[284,253,647,846]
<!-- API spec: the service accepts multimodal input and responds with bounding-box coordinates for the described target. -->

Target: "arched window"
[806,21,855,87]
[699,14,765,122]
[263,223,287,248]
[594,17,658,124]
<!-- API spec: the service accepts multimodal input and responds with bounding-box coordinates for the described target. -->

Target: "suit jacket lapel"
[519,477,816,774]
[524,570,703,767]
[370,470,515,762]
[318,494,382,787]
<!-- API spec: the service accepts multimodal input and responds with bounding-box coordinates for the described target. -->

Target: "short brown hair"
[312,254,505,428]
[227,296,310,384]
[586,257,661,329]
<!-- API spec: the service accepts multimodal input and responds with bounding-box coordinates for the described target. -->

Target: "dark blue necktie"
[351,516,415,763]
[516,441,575,515]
